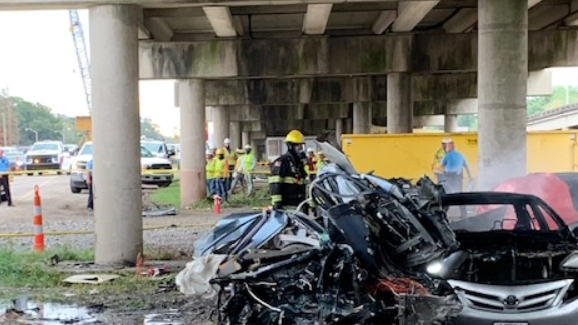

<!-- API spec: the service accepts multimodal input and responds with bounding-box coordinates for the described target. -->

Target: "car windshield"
[31,143,60,151]
[141,146,154,158]
[445,194,563,233]
[142,142,163,154]
[80,144,93,155]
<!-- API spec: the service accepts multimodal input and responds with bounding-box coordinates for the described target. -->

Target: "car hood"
[26,150,60,156]
[141,157,172,165]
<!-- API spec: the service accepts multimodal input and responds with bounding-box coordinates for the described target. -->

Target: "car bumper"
[449,299,578,325]
[142,171,173,185]
[26,163,60,170]
[70,172,88,189]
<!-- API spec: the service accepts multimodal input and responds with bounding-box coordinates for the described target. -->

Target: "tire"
[71,186,82,194]
[27,173,33,176]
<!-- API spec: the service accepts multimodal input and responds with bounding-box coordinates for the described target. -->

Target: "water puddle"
[0,297,97,324]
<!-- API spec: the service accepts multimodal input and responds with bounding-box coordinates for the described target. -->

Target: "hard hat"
[244,144,251,150]
[205,150,213,155]
[307,147,315,153]
[317,151,324,156]
[442,138,453,144]
[285,129,305,144]
[236,149,245,154]
[216,148,225,155]
[224,138,231,144]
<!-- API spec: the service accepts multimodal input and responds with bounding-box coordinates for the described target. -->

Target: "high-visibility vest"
[214,158,229,178]
[235,156,243,172]
[206,159,215,179]
[243,153,256,172]
[223,147,237,169]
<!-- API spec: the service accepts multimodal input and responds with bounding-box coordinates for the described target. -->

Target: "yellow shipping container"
[341,131,578,182]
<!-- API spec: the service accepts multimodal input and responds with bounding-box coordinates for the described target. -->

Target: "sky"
[0,10,577,137]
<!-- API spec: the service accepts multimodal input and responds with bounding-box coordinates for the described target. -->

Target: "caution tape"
[1,168,272,177]
[0,222,218,238]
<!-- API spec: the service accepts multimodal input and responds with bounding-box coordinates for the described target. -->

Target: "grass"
[0,246,93,289]
[150,180,181,207]
[152,180,271,210]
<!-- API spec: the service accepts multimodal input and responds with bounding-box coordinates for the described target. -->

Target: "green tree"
[13,97,66,145]
[141,118,164,140]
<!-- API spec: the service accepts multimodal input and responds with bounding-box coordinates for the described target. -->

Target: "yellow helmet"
[216,148,225,155]
[285,129,305,144]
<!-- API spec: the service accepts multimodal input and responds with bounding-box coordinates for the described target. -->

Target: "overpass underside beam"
[139,29,578,79]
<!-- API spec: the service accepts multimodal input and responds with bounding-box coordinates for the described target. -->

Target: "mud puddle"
[0,297,97,324]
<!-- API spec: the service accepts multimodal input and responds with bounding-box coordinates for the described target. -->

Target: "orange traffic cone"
[213,195,221,214]
[33,185,44,252]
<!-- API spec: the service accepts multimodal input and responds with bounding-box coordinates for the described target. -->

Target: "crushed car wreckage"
[176,138,464,325]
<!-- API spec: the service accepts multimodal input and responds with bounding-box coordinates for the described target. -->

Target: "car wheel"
[71,186,82,194]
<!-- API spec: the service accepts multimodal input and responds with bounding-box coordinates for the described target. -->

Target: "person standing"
[442,139,472,216]
[305,148,318,183]
[432,138,449,183]
[205,150,216,197]
[243,144,257,196]
[214,148,230,202]
[86,158,94,211]
[229,149,246,195]
[0,149,14,207]
[223,138,237,192]
[269,130,308,210]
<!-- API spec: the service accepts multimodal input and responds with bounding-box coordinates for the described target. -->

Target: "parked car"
[141,139,172,159]
[0,146,25,170]
[70,141,173,193]
[24,140,66,175]
[432,192,578,325]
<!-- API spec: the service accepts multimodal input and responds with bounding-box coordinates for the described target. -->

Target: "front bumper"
[447,279,578,325]
[70,172,88,189]
[25,163,60,171]
[142,171,173,185]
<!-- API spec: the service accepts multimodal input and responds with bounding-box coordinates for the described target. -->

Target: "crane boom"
[69,9,92,115]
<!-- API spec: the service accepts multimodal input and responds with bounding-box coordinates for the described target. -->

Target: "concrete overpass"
[2,0,578,264]
[527,103,578,130]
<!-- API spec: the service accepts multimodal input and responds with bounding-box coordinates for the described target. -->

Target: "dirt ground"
[0,174,256,324]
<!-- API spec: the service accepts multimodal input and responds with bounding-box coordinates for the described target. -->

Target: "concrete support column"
[335,119,343,141]
[444,114,459,133]
[345,118,353,134]
[179,79,206,207]
[353,103,371,134]
[212,106,229,148]
[478,0,528,190]
[387,73,413,134]
[229,121,241,150]
[90,5,141,265]
[242,131,250,147]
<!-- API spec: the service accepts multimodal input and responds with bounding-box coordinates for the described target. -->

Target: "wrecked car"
[433,192,578,325]
[176,140,462,325]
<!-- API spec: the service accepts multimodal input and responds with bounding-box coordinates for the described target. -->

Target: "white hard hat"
[244,144,251,150]
[205,150,213,155]
[307,147,315,153]
[442,138,452,144]
[224,138,231,144]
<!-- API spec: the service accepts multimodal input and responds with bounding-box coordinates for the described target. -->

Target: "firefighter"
[305,147,318,182]
[269,129,308,210]
[214,148,230,201]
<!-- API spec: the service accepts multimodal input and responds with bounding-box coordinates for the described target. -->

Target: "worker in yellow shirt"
[223,138,237,192]
[229,148,246,195]
[205,150,216,196]
[432,138,450,183]
[214,148,230,201]
[316,151,328,171]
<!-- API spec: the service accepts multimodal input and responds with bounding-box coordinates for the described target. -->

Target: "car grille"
[29,156,54,163]
[448,279,573,313]
[150,164,172,170]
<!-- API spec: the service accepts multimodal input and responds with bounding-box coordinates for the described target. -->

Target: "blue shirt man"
[0,149,14,206]
[86,159,94,211]
[0,154,9,172]
[441,139,472,195]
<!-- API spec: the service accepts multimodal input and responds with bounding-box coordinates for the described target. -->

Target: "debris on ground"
[63,274,120,285]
